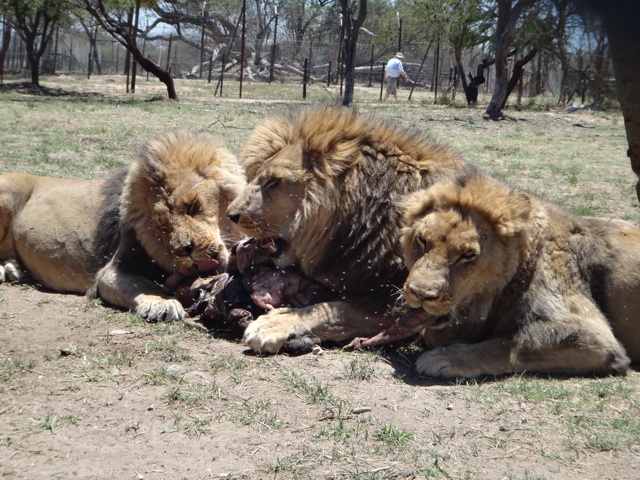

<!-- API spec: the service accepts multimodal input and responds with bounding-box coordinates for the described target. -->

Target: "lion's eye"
[415,234,428,255]
[263,178,280,190]
[186,202,200,216]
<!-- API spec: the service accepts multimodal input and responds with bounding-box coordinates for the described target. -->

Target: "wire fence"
[1,14,552,105]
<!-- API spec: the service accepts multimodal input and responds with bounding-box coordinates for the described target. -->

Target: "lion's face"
[123,131,246,275]
[146,176,242,274]
[401,177,530,324]
[226,142,306,243]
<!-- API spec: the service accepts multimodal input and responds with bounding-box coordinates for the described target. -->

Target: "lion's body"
[0,172,121,292]
[1,131,246,322]
[227,106,476,353]
[401,173,640,377]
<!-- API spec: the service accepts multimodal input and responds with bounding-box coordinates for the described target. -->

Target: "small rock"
[163,364,185,377]
[352,407,372,414]
[445,403,454,410]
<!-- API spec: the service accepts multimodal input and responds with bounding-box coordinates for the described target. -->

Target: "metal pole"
[200,2,206,78]
[131,0,140,93]
[239,0,246,98]
[368,43,374,87]
[433,35,440,102]
[303,58,308,99]
[166,34,172,70]
[269,6,278,84]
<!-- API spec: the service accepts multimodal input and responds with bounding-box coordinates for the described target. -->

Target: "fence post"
[269,6,278,84]
[368,43,374,87]
[303,57,308,99]
[327,60,332,87]
[379,62,385,100]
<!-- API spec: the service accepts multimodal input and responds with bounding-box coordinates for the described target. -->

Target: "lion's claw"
[135,298,185,322]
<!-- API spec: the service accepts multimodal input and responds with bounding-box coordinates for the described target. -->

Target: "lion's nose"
[410,285,441,302]
[228,213,240,224]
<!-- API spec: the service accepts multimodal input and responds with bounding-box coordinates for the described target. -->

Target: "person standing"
[384,52,412,101]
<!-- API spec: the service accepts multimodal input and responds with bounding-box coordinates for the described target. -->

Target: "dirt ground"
[0,283,638,480]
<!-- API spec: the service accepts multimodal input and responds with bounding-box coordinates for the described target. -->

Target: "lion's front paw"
[415,345,479,379]
[243,308,307,354]
[0,261,24,283]
[135,296,185,322]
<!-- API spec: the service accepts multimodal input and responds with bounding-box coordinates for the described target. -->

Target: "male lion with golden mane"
[227,105,477,353]
[399,172,640,378]
[0,131,245,322]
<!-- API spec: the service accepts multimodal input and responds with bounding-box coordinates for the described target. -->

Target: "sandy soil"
[0,283,638,480]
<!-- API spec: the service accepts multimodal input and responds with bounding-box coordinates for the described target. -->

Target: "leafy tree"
[1,0,68,86]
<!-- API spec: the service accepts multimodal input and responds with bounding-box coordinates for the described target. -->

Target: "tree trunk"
[130,43,178,100]
[340,0,367,107]
[485,0,536,119]
[584,0,640,200]
[0,16,11,83]
[24,39,40,86]
[500,47,536,110]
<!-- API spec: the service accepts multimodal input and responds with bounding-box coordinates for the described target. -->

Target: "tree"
[484,0,536,119]
[0,14,11,82]
[576,0,640,201]
[80,0,178,100]
[1,0,68,86]
[340,0,367,106]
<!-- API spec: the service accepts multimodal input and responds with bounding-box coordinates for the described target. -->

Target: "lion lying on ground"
[0,131,245,322]
[399,172,640,377]
[226,105,477,353]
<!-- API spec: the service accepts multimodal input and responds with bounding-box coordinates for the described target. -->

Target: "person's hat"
[395,52,404,59]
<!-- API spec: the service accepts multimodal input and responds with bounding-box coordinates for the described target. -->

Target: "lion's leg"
[94,232,185,322]
[243,301,392,354]
[416,314,631,378]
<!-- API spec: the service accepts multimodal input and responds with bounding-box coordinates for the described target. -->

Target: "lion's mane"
[239,106,476,312]
[121,130,245,274]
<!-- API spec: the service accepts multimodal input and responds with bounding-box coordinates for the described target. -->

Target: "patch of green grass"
[166,384,220,408]
[374,423,413,449]
[341,352,381,381]
[228,398,282,429]
[183,416,213,437]
[39,413,78,432]
[210,354,247,384]
[0,358,37,382]
[281,369,335,404]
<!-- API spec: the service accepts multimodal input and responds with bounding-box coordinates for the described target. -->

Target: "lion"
[226,105,477,353]
[0,130,246,322]
[399,172,640,378]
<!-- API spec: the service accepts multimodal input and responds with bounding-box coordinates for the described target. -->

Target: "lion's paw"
[135,296,185,322]
[415,345,478,379]
[0,261,23,283]
[243,308,308,354]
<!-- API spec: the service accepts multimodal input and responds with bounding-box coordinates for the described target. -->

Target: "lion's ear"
[494,191,532,237]
[399,189,436,227]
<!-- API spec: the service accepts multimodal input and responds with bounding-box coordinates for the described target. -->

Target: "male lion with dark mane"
[0,131,245,322]
[399,172,640,378]
[226,105,477,353]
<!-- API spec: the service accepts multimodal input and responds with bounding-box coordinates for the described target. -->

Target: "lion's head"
[122,130,246,276]
[401,174,532,324]
[227,105,470,296]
